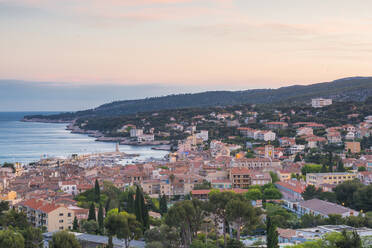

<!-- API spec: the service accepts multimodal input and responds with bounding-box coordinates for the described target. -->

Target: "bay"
[0,112,168,164]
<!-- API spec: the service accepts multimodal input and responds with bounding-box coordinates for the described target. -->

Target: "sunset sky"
[1,0,372,110]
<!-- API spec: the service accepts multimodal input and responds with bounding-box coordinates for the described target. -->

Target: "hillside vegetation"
[25,77,372,120]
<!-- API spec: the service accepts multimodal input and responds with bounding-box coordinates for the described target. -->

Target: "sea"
[0,112,168,164]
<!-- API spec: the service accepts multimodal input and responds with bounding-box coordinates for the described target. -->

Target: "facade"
[345,141,361,154]
[275,180,305,201]
[231,158,281,169]
[18,199,74,232]
[229,167,252,188]
[306,172,357,187]
[312,98,332,108]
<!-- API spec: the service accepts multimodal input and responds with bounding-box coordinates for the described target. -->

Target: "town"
[1,97,372,248]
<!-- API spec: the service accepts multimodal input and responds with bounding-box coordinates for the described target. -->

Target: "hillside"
[24,77,372,121]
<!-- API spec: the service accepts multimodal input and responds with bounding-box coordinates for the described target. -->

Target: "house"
[326,132,342,144]
[249,172,272,186]
[297,127,313,136]
[306,136,327,149]
[196,130,209,141]
[265,122,288,130]
[59,181,78,195]
[18,199,74,232]
[191,188,248,200]
[279,137,296,147]
[211,179,232,189]
[256,131,276,141]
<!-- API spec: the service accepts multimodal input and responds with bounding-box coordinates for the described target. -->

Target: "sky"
[1,0,372,110]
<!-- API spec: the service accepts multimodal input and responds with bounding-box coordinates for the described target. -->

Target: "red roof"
[275,181,305,194]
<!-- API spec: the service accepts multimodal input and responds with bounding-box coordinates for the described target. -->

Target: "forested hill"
[25,77,372,120]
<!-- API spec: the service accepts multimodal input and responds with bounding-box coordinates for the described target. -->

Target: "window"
[59,220,64,223]
[59,226,64,230]
[68,213,71,217]
[59,213,64,216]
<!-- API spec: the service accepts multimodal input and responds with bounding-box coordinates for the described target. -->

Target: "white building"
[196,130,209,141]
[256,131,276,141]
[137,134,155,142]
[312,98,332,108]
[59,181,78,195]
[130,128,143,137]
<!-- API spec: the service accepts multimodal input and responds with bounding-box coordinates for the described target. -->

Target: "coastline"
[23,118,171,149]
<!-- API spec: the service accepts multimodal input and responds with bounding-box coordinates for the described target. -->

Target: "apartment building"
[312,98,332,108]
[229,167,252,188]
[306,172,357,187]
[18,199,74,232]
[345,141,361,154]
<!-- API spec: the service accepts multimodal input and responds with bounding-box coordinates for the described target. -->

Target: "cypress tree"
[98,203,104,234]
[141,193,149,230]
[337,160,345,172]
[88,202,96,221]
[134,186,149,230]
[266,216,279,248]
[73,216,79,231]
[160,195,167,214]
[94,179,101,203]
[105,198,111,213]
[127,191,135,213]
[134,186,143,225]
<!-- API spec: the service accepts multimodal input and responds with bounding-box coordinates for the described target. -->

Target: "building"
[250,172,272,186]
[345,141,361,154]
[285,199,360,218]
[137,134,155,142]
[326,132,342,144]
[297,127,313,136]
[18,199,74,232]
[275,180,305,201]
[256,131,276,141]
[312,98,332,108]
[231,157,281,169]
[130,128,143,137]
[306,172,357,187]
[196,130,209,141]
[265,122,288,130]
[229,167,252,188]
[59,181,78,195]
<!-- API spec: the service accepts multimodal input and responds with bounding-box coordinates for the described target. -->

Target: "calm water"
[0,112,168,164]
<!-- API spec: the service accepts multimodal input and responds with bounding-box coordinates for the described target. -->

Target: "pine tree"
[98,203,104,234]
[321,164,328,173]
[266,216,279,248]
[94,179,101,203]
[72,216,79,231]
[88,202,96,221]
